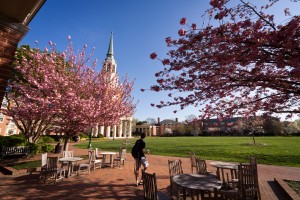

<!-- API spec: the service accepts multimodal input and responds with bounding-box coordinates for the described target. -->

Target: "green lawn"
[75,136,300,167]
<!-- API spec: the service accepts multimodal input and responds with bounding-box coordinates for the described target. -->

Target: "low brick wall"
[274,177,300,200]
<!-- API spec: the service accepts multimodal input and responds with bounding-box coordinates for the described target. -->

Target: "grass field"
[75,136,300,167]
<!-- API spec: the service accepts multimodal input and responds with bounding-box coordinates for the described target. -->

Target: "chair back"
[168,159,183,197]
[47,156,59,171]
[95,148,100,157]
[41,153,47,168]
[195,158,208,175]
[119,147,126,160]
[142,170,158,200]
[62,150,74,158]
[168,160,183,183]
[250,156,257,166]
[88,150,95,165]
[238,164,261,200]
[189,151,197,173]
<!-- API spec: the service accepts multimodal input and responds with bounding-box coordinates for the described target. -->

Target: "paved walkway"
[0,142,299,200]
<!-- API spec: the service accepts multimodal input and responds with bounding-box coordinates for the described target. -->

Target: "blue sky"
[21,0,299,122]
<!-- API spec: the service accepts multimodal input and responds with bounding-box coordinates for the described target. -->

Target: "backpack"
[131,139,141,158]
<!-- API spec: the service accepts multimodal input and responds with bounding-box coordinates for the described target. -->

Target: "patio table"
[173,173,222,200]
[210,161,238,185]
[59,157,83,177]
[100,151,117,167]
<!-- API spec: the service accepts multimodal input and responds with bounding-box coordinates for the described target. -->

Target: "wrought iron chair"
[168,159,183,198]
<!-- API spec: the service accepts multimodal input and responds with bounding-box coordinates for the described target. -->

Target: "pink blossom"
[165,37,172,45]
[162,59,170,65]
[180,18,187,25]
[178,29,186,36]
[191,23,197,30]
[150,52,157,59]
[151,86,160,92]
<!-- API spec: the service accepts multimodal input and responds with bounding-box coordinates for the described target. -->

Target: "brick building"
[0,0,46,107]
[202,117,242,132]
[0,98,20,136]
[135,117,182,136]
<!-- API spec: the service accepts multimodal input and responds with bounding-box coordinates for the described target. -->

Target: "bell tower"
[102,32,117,74]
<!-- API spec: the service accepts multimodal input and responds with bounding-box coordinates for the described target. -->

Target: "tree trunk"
[252,133,256,145]
[63,136,70,151]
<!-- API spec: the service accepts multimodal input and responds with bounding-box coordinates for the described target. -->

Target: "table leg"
[110,154,114,167]
[216,167,220,180]
[102,155,107,167]
[68,162,72,178]
[183,188,186,200]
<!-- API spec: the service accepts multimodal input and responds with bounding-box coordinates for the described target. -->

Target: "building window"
[0,114,3,123]
[7,129,15,135]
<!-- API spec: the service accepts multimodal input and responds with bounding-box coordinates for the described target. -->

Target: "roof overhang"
[0,0,46,25]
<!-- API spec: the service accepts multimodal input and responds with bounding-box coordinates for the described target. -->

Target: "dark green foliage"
[41,144,54,153]
[0,135,27,147]
[136,121,147,125]
[79,132,88,138]
[27,143,41,156]
[38,136,55,144]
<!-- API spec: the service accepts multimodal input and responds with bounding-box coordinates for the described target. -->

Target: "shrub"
[41,144,54,153]
[0,135,27,147]
[28,143,41,156]
[38,136,56,144]
[96,134,104,138]
[79,132,88,138]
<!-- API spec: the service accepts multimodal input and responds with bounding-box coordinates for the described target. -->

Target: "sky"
[21,0,299,122]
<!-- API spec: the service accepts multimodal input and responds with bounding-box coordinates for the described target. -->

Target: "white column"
[129,120,132,137]
[106,126,111,138]
[94,125,99,137]
[119,121,123,137]
[113,125,117,138]
[100,126,104,136]
[122,121,125,137]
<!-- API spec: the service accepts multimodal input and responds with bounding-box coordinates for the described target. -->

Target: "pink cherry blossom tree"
[147,0,300,120]
[3,37,136,149]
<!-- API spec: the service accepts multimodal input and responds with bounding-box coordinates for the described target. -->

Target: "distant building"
[202,117,242,132]
[135,117,182,136]
[157,118,181,135]
[135,123,158,136]
[0,98,20,136]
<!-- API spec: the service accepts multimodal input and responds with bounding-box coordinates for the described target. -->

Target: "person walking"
[132,133,149,186]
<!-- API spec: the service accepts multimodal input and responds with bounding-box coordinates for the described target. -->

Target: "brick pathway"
[0,142,299,200]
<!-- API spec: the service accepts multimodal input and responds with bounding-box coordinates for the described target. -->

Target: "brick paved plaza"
[0,142,299,200]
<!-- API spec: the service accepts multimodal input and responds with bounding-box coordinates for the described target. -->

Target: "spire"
[106,32,114,59]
